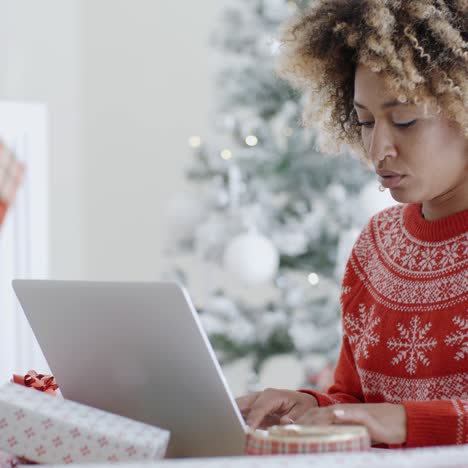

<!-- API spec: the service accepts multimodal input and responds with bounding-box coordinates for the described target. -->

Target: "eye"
[357,120,417,130]
[394,120,416,128]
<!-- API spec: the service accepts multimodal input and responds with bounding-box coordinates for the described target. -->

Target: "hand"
[295,403,407,445]
[236,388,318,430]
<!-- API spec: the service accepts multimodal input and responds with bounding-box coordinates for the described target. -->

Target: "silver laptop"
[12,279,247,458]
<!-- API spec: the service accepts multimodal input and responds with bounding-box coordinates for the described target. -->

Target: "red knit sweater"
[304,203,468,448]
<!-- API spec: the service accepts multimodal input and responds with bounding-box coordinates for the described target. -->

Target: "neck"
[421,184,468,221]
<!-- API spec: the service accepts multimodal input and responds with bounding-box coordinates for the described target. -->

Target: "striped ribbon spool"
[245,424,370,455]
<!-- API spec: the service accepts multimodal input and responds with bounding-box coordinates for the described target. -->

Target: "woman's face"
[354,64,468,214]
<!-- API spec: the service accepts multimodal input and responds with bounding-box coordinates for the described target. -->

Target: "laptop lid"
[12,279,247,458]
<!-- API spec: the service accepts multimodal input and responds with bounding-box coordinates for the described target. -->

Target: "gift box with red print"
[0,382,170,464]
[0,450,19,468]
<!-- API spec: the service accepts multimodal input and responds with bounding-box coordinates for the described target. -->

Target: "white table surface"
[35,444,468,468]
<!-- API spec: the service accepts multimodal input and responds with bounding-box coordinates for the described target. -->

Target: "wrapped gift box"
[0,383,169,464]
[0,450,19,468]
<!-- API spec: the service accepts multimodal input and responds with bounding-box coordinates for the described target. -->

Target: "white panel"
[0,101,50,382]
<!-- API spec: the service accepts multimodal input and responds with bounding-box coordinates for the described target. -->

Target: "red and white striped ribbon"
[245,424,370,455]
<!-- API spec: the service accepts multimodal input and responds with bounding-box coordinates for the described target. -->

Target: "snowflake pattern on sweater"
[387,315,437,375]
[344,304,380,360]
[445,315,468,361]
[304,203,468,448]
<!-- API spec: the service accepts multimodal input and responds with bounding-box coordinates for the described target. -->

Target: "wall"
[81,1,221,281]
[0,0,221,282]
[0,0,83,279]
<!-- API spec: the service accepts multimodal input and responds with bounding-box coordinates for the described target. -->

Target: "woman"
[238,0,468,448]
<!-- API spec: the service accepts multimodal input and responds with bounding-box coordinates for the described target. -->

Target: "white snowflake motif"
[409,283,427,302]
[344,304,380,361]
[435,278,458,302]
[387,234,407,261]
[378,210,399,232]
[387,316,437,375]
[382,228,398,249]
[439,242,460,269]
[418,248,438,271]
[445,316,468,361]
[400,243,419,269]
[389,281,406,300]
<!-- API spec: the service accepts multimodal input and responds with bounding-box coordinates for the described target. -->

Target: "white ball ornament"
[223,231,279,285]
[163,192,205,238]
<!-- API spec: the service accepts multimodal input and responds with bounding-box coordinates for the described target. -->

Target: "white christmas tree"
[164,0,395,386]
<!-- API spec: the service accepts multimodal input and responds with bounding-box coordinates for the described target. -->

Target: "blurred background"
[0,0,396,395]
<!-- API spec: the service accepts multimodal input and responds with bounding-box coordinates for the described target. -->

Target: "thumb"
[333,408,380,443]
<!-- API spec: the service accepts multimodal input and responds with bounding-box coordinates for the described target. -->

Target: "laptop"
[12,279,248,458]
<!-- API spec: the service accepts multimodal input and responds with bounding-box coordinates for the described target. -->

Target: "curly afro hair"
[276,0,468,157]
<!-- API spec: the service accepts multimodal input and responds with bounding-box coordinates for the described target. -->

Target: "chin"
[389,189,423,205]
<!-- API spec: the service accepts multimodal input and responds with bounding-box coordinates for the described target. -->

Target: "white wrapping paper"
[0,383,169,464]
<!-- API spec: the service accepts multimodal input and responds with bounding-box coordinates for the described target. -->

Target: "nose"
[366,121,398,167]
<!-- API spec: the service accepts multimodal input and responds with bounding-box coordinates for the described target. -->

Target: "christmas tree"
[165,0,395,386]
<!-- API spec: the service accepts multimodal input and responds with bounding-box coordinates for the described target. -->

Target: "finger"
[259,414,282,429]
[237,393,261,423]
[246,392,289,430]
[236,392,260,413]
[279,415,295,425]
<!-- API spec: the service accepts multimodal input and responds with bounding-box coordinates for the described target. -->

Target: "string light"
[307,273,319,286]
[245,135,258,146]
[220,149,233,160]
[189,136,202,148]
[270,38,281,55]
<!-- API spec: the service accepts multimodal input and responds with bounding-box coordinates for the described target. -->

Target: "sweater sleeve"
[402,400,468,447]
[299,226,372,407]
[300,335,364,406]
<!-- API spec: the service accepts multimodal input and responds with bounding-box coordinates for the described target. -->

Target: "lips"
[378,174,406,189]
[376,170,403,177]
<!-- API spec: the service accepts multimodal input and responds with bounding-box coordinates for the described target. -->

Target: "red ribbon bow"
[12,370,59,396]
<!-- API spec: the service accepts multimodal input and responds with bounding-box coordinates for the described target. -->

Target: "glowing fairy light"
[245,135,258,146]
[308,273,320,286]
[220,149,233,160]
[189,136,202,148]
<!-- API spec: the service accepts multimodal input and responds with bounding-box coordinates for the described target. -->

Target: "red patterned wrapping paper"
[245,425,370,455]
[0,382,170,464]
[0,450,19,468]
